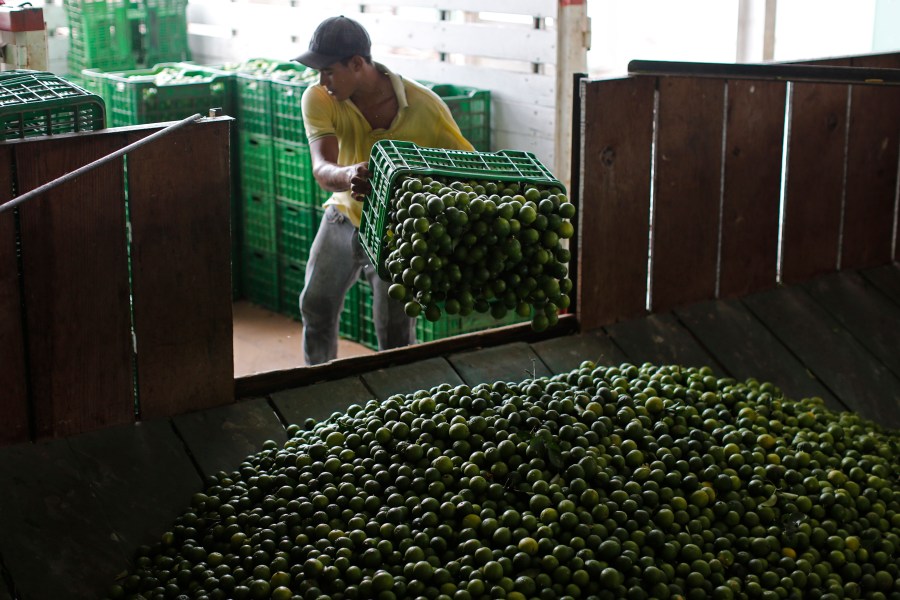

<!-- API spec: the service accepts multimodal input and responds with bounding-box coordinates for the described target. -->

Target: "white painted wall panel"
[360,0,558,19]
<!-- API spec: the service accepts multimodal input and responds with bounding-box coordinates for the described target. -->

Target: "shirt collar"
[375,62,408,110]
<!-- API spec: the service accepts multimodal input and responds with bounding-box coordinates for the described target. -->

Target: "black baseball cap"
[294,16,371,70]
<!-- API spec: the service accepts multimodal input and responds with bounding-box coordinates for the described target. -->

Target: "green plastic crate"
[270,71,317,144]
[239,132,275,198]
[242,248,279,312]
[356,279,377,349]
[277,200,315,262]
[416,308,529,343]
[421,81,491,152]
[65,0,135,75]
[143,6,191,66]
[216,60,312,136]
[360,140,564,279]
[0,71,106,140]
[242,192,276,254]
[274,139,316,205]
[90,63,234,127]
[279,258,305,321]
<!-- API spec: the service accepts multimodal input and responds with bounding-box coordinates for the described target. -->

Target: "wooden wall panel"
[719,80,786,298]
[651,77,725,312]
[16,135,134,439]
[0,146,29,445]
[840,84,900,269]
[128,119,234,419]
[781,83,849,283]
[849,53,900,69]
[578,77,655,330]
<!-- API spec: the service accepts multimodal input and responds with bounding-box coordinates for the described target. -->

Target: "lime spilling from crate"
[380,174,574,331]
[107,362,899,600]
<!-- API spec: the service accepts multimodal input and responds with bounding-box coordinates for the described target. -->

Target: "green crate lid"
[0,71,105,139]
[359,140,564,279]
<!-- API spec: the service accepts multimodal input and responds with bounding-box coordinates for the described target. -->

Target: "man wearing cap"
[294,15,474,365]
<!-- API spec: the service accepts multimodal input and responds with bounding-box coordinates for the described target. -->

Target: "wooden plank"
[781,82,848,283]
[652,77,725,311]
[172,398,286,480]
[66,419,202,551]
[803,271,900,379]
[271,377,374,425]
[578,77,655,328]
[362,357,465,400]
[743,286,900,429]
[447,341,552,385]
[0,145,28,446]
[530,330,630,374]
[361,0,558,17]
[605,312,723,372]
[861,263,900,304]
[718,80,786,298]
[128,120,234,419]
[675,298,839,410]
[840,84,900,270]
[0,439,128,599]
[16,134,134,439]
[849,52,900,69]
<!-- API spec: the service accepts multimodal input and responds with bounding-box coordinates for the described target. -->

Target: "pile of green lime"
[382,176,575,331]
[108,363,899,600]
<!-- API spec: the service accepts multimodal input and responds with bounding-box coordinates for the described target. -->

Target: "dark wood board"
[447,342,553,386]
[0,439,129,599]
[361,357,465,400]
[578,77,655,329]
[16,134,134,439]
[271,377,374,426]
[0,144,28,445]
[803,271,900,379]
[172,398,286,480]
[861,263,900,305]
[780,82,848,284]
[0,575,11,600]
[605,312,723,372]
[743,286,900,429]
[840,84,900,270]
[67,419,202,553]
[127,120,234,419]
[849,52,900,69]
[718,80,785,298]
[530,330,630,374]
[652,77,725,312]
[674,298,839,409]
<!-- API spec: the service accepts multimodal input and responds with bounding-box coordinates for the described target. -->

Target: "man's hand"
[347,162,371,201]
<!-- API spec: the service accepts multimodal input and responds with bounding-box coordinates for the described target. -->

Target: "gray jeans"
[299,205,416,365]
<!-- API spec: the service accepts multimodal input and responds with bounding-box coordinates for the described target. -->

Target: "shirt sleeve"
[301,84,336,143]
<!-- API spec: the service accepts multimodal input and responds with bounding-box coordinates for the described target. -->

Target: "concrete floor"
[232,300,375,377]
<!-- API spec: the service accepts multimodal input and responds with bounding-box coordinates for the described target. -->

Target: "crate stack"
[421,81,492,152]
[217,59,319,317]
[64,0,191,88]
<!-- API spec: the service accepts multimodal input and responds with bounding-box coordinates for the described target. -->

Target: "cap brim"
[293,50,343,70]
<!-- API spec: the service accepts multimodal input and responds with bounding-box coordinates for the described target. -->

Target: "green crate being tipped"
[359,140,564,280]
[0,71,105,140]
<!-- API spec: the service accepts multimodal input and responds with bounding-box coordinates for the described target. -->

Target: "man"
[294,15,474,365]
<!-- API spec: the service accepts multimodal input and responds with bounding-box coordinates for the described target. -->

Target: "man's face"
[317,59,358,101]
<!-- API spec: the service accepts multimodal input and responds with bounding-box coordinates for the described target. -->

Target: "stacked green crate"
[419,81,491,152]
[141,0,191,66]
[279,258,305,321]
[356,278,377,350]
[64,0,135,81]
[416,310,530,343]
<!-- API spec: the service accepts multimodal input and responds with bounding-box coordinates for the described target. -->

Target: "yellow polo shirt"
[301,63,474,227]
